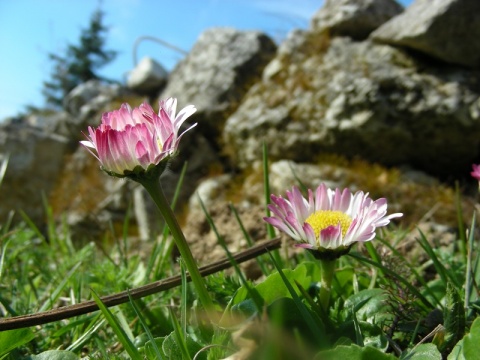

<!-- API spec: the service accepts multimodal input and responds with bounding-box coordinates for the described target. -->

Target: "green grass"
[0,155,479,358]
[0,208,478,359]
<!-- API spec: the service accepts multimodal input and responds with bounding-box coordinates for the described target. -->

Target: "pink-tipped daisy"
[81,97,197,179]
[471,164,480,181]
[264,184,403,259]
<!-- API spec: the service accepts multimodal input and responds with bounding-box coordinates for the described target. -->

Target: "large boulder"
[0,122,72,226]
[127,57,168,94]
[311,0,403,39]
[371,0,480,68]
[223,32,480,179]
[160,27,277,137]
[63,80,129,140]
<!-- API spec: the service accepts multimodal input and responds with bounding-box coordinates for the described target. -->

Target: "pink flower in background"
[471,164,480,181]
[264,184,402,258]
[81,98,196,177]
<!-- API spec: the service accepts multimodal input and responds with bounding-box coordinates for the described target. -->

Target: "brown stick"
[0,238,281,331]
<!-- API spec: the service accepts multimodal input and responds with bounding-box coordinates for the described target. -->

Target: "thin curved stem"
[0,238,281,331]
[138,177,215,313]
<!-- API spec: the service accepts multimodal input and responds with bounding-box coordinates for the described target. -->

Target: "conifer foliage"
[42,9,117,108]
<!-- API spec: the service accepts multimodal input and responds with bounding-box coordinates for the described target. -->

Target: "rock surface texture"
[160,27,277,136]
[2,0,479,244]
[371,0,480,68]
[127,56,168,94]
[223,32,480,179]
[311,0,403,39]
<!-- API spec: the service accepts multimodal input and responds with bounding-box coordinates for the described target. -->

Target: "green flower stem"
[138,177,215,313]
[319,259,336,311]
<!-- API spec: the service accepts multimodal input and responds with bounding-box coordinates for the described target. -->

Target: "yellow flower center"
[305,210,352,238]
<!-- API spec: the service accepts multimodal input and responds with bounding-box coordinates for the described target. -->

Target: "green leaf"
[30,350,80,359]
[267,255,327,348]
[343,289,389,324]
[404,344,442,359]
[0,328,35,358]
[144,338,166,360]
[336,321,388,351]
[447,339,465,360]
[317,344,397,360]
[162,332,206,360]
[231,261,321,310]
[462,317,480,360]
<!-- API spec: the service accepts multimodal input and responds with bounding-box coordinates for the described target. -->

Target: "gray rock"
[160,27,277,137]
[63,80,104,116]
[311,0,403,39]
[63,80,131,140]
[224,35,480,179]
[371,0,480,68]
[63,80,125,117]
[127,57,168,94]
[0,122,71,225]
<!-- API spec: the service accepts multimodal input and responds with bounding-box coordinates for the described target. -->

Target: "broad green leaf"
[30,350,79,359]
[162,332,206,360]
[447,339,465,360]
[231,261,321,309]
[343,289,389,324]
[336,321,388,351]
[144,338,166,360]
[0,328,35,357]
[361,322,388,351]
[317,344,396,360]
[404,344,442,359]
[462,317,480,360]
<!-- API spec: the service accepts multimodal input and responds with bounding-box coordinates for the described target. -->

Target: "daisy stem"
[319,259,336,311]
[138,177,215,315]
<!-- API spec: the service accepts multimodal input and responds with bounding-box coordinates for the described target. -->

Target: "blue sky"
[0,0,411,121]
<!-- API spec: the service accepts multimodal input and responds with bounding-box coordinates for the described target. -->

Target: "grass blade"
[66,317,106,352]
[0,238,11,280]
[0,154,9,189]
[416,230,461,288]
[168,306,192,360]
[38,262,82,312]
[267,252,327,347]
[465,212,476,312]
[180,259,188,339]
[375,236,443,308]
[263,141,275,240]
[348,252,435,310]
[287,161,307,193]
[91,289,142,360]
[197,195,264,311]
[229,202,269,276]
[19,210,46,243]
[127,290,164,360]
[455,181,467,261]
[263,142,283,269]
